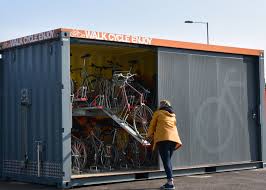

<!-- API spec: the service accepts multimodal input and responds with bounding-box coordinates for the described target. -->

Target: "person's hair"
[160,100,171,107]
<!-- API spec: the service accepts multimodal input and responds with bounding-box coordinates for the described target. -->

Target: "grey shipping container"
[0,28,265,188]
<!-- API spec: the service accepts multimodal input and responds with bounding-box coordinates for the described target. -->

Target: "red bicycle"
[112,71,153,138]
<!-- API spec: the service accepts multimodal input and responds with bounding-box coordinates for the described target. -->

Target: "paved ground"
[1,168,266,190]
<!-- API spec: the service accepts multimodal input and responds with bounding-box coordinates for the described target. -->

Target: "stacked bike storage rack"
[70,54,156,176]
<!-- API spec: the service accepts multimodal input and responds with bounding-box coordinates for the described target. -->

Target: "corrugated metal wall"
[60,34,72,183]
[158,48,259,168]
[0,53,3,178]
[245,56,260,161]
[0,40,63,182]
[259,55,266,165]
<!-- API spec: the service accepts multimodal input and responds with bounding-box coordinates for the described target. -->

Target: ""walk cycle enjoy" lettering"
[70,29,152,45]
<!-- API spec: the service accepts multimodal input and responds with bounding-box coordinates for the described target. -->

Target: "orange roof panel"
[0,28,263,57]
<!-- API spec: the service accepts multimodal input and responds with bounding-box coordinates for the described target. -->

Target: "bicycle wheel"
[127,140,147,168]
[111,86,128,115]
[84,137,100,168]
[71,139,87,171]
[133,105,153,138]
[100,144,118,170]
[101,128,129,169]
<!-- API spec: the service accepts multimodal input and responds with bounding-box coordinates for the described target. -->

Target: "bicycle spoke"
[71,138,87,171]
[133,105,153,138]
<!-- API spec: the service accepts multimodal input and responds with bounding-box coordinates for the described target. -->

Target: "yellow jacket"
[147,109,182,150]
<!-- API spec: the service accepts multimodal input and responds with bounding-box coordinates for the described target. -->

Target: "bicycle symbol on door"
[195,69,247,153]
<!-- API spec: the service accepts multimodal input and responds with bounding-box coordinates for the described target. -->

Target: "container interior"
[70,43,159,177]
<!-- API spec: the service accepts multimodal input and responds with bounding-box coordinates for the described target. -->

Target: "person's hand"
[145,136,153,143]
[141,137,152,146]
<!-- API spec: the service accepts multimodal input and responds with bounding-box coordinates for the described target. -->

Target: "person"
[147,100,182,190]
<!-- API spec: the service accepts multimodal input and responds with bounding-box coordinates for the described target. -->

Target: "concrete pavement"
[1,168,266,190]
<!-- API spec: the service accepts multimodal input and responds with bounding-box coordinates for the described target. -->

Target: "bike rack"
[101,108,151,146]
[72,107,150,146]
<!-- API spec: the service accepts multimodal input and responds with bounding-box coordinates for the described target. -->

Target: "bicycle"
[87,63,114,108]
[71,135,87,173]
[112,71,153,139]
[84,127,118,171]
[126,137,148,168]
[101,126,148,169]
[127,59,152,104]
[71,54,96,105]
[100,127,128,168]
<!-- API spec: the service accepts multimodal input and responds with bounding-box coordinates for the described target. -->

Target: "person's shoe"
[160,183,175,190]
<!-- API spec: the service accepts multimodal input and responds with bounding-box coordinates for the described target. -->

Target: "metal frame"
[68,38,159,161]
[60,32,72,187]
[157,47,263,168]
[0,34,65,186]
[69,161,262,188]
[0,31,264,188]
[259,53,265,167]
[0,51,3,179]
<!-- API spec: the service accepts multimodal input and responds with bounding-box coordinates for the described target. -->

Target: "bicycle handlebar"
[113,72,136,81]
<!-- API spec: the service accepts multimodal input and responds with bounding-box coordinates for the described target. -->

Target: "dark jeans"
[157,141,176,180]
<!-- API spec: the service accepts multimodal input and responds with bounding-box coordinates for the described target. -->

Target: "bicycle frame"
[71,54,96,103]
[125,82,145,105]
[113,72,145,118]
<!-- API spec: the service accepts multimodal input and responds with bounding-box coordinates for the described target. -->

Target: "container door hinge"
[61,83,64,89]
[61,128,64,133]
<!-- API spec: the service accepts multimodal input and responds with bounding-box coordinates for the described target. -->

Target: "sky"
[0,0,265,72]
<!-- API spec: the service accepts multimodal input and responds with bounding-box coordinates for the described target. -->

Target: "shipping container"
[0,28,265,188]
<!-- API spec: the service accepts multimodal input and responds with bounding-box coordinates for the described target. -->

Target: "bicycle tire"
[71,139,87,171]
[101,128,130,169]
[100,144,118,170]
[84,141,96,167]
[133,105,153,138]
[127,140,147,168]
